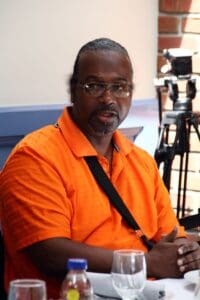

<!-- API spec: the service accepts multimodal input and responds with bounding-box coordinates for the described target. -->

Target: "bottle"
[60,258,94,300]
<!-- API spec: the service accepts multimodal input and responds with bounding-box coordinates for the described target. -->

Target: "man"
[0,38,199,299]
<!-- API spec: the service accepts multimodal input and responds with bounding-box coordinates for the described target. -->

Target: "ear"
[69,77,77,103]
[70,85,76,103]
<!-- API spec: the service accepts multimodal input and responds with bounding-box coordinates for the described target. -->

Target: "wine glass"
[111,249,146,300]
[8,279,47,300]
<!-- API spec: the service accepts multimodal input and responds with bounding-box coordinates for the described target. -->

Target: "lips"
[96,110,118,123]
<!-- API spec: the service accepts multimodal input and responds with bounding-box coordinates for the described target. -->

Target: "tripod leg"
[155,123,175,190]
[191,117,200,141]
[181,122,191,217]
[177,155,184,218]
[163,159,173,191]
[182,150,190,217]
[154,124,169,168]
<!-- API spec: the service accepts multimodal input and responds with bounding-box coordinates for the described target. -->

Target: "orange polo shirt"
[0,107,185,299]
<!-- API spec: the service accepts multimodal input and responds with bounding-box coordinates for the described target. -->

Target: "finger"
[161,226,178,243]
[178,241,200,255]
[177,249,200,273]
[178,251,200,266]
[179,258,200,273]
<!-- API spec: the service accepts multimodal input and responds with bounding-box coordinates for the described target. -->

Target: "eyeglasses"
[78,82,133,98]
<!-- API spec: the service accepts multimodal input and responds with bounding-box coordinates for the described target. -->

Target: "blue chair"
[0,104,63,169]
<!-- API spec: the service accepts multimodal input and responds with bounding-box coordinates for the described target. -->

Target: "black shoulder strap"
[84,156,154,250]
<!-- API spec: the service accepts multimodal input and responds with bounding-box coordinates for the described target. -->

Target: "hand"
[145,227,182,278]
[177,239,200,274]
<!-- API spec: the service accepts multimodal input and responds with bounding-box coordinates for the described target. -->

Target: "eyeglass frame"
[77,81,133,98]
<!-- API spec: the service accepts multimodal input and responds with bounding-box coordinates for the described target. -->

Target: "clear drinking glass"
[111,249,146,300]
[8,279,47,300]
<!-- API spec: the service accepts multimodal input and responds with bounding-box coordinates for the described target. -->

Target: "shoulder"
[130,144,159,177]
[12,124,63,159]
[115,130,157,171]
[131,143,155,163]
[0,124,66,177]
[21,124,61,149]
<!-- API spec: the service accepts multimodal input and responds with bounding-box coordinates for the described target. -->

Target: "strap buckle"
[135,229,144,238]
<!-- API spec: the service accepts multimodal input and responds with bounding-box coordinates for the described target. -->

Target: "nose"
[99,86,116,104]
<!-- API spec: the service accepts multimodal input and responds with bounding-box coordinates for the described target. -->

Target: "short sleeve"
[0,146,72,250]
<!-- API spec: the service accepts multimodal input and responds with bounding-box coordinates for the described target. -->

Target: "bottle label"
[66,288,80,300]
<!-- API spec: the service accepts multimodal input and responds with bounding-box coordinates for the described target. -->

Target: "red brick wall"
[157,0,200,216]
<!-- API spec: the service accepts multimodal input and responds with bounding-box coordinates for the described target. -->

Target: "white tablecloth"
[87,272,197,300]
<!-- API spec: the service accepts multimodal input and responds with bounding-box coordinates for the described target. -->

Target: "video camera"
[155,48,197,112]
[161,48,193,78]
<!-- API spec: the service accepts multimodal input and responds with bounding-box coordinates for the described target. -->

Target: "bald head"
[69,38,133,88]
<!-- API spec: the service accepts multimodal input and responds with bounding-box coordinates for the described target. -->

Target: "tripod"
[154,78,200,218]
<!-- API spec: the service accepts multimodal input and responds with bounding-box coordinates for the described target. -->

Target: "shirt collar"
[57,107,133,158]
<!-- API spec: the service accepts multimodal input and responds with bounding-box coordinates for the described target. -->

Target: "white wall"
[0,0,158,107]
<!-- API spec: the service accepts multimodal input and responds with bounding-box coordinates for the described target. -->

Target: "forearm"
[24,238,113,278]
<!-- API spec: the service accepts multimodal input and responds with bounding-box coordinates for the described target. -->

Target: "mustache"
[92,104,119,116]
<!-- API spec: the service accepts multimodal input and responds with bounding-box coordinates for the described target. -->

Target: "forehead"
[77,50,133,82]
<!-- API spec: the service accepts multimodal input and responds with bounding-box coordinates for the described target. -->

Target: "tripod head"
[154,48,199,123]
[162,76,196,112]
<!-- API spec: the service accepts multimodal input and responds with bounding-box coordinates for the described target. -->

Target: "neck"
[102,142,114,163]
[86,133,113,160]
[85,132,114,175]
[96,139,114,175]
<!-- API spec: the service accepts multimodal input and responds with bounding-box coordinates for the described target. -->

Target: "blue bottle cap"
[67,258,88,270]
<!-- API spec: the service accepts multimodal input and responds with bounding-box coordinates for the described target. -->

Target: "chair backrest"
[179,213,200,230]
[0,104,63,169]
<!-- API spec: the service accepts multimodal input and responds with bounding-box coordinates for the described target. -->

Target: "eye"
[85,82,104,92]
[112,83,126,92]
